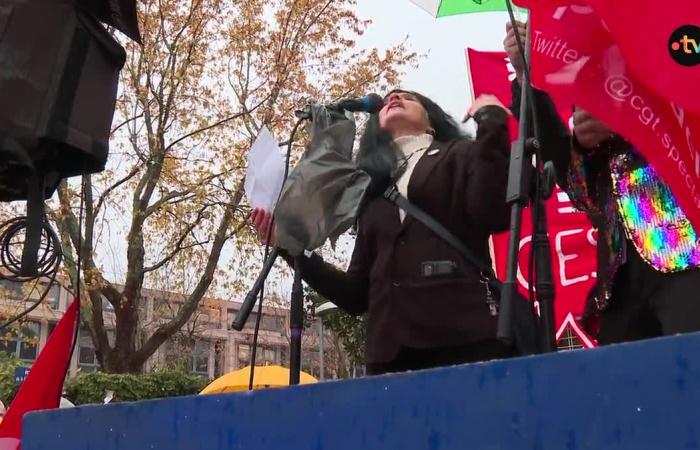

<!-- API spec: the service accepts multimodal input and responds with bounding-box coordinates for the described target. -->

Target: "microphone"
[328,94,384,114]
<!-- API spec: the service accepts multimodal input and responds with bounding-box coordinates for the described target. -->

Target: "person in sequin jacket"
[505,21,700,344]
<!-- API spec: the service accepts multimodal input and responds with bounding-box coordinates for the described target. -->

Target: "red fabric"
[527,2,700,240]
[0,298,79,450]
[588,0,700,114]
[467,48,597,329]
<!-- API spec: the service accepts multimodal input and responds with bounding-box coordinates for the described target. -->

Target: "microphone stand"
[497,4,557,353]
[232,106,312,386]
[289,256,304,385]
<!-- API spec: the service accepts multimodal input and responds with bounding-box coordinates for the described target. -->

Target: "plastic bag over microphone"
[274,104,371,256]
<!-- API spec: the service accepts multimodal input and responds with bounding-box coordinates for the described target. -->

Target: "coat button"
[399,239,406,246]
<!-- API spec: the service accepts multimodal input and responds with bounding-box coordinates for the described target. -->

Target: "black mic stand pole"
[232,106,312,386]
[289,255,304,384]
[497,4,557,353]
[287,107,314,385]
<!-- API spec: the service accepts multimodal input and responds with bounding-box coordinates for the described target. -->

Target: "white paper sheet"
[244,127,285,211]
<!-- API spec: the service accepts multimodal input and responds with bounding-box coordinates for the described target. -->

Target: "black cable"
[0,215,63,332]
[248,116,307,390]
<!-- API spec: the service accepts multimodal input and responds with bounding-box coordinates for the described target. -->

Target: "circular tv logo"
[669,25,700,66]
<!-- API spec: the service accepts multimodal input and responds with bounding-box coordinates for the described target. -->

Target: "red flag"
[588,0,700,114]
[0,298,79,450]
[467,49,597,335]
[527,2,700,237]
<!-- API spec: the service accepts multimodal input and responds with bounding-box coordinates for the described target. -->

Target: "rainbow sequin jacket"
[566,139,700,312]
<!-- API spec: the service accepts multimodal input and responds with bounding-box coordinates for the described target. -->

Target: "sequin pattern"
[567,148,625,311]
[611,154,700,272]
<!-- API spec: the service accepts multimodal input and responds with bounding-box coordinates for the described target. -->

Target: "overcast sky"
[354,1,521,119]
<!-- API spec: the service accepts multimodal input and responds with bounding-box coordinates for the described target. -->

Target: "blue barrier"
[24,333,700,450]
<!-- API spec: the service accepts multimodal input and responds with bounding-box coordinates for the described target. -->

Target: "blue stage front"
[23,333,700,449]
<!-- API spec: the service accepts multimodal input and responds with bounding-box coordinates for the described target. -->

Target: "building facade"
[0,279,338,380]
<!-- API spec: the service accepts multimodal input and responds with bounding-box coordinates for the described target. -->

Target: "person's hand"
[251,208,277,246]
[465,94,510,121]
[504,21,527,81]
[573,109,614,150]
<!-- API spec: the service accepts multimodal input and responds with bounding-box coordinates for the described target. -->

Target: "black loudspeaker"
[0,0,127,201]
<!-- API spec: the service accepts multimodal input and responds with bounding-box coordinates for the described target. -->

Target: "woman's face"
[378,91,431,138]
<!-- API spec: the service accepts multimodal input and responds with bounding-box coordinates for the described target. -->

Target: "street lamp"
[315,302,338,381]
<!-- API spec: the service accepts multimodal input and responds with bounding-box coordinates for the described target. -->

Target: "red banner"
[527,3,700,237]
[587,0,700,115]
[0,298,79,450]
[466,49,597,330]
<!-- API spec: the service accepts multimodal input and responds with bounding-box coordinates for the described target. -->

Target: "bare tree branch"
[95,165,142,217]
[142,207,207,273]
[164,93,272,152]
[111,113,145,135]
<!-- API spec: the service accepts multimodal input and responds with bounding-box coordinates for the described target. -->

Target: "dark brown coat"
[296,110,512,363]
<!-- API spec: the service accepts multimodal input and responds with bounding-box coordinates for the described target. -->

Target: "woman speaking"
[252,90,515,375]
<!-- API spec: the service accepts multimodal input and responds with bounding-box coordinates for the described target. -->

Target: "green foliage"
[322,311,367,367]
[0,353,28,405]
[305,286,366,368]
[0,353,207,406]
[63,370,209,405]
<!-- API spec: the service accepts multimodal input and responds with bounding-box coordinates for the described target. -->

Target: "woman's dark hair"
[356,89,463,198]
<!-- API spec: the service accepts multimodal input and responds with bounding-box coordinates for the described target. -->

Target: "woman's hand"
[251,208,277,246]
[573,109,614,151]
[504,21,527,82]
[465,94,511,122]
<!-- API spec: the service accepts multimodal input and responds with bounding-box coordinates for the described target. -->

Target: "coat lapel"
[399,140,450,232]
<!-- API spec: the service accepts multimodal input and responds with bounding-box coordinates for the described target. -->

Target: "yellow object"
[200,365,317,394]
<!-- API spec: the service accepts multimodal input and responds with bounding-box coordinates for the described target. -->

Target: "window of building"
[164,340,186,369]
[18,282,58,308]
[261,315,285,332]
[243,312,259,330]
[0,321,40,361]
[0,279,22,300]
[301,352,316,377]
[78,328,100,372]
[226,309,238,329]
[47,283,60,309]
[237,343,250,367]
[236,344,280,367]
[77,328,114,372]
[242,312,285,332]
[262,347,277,365]
[190,340,210,376]
[228,308,238,318]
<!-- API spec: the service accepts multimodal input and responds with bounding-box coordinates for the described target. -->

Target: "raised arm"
[460,98,515,234]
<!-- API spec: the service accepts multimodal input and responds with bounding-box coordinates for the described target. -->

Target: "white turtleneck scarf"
[393,133,434,222]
